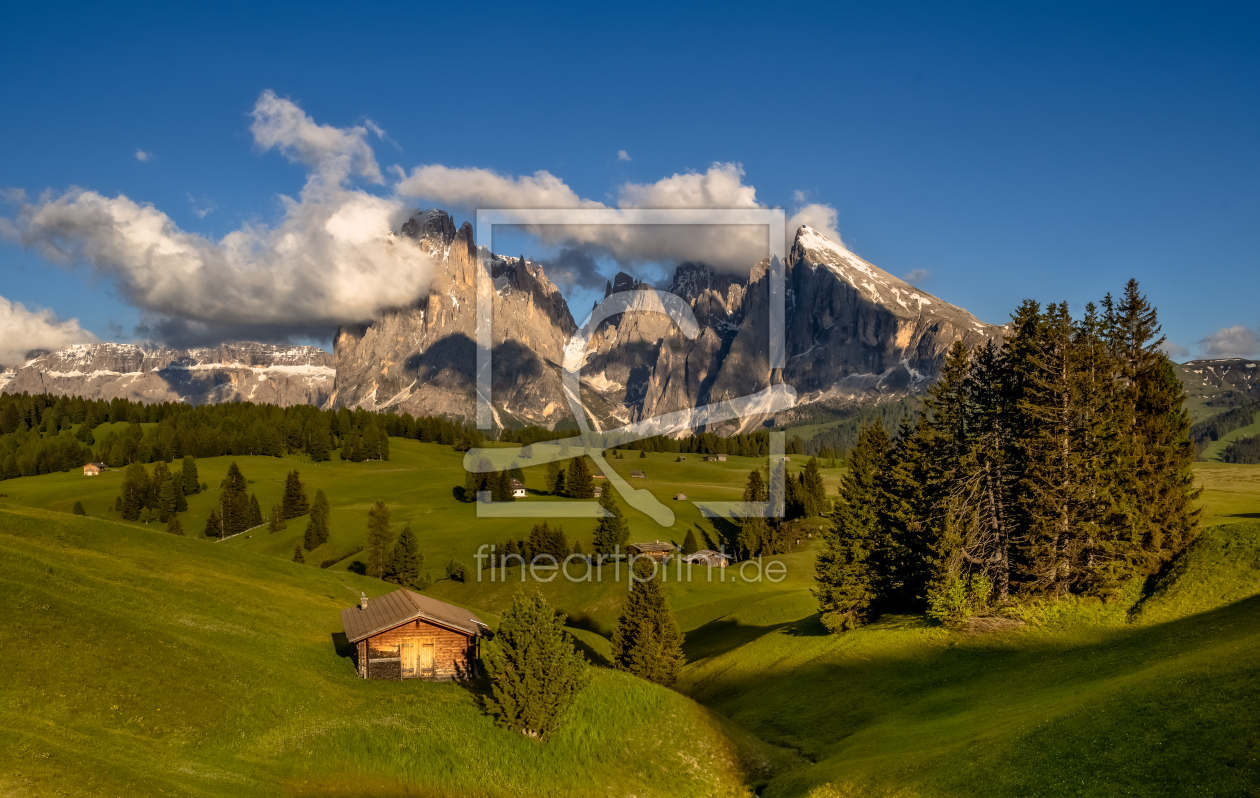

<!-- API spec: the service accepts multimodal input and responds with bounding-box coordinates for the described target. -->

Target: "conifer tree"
[281,470,309,518]
[220,462,250,536]
[482,590,587,739]
[815,423,889,631]
[566,457,593,498]
[304,489,331,549]
[366,500,393,578]
[494,470,514,502]
[72,501,86,516]
[150,461,170,510]
[120,462,148,521]
[204,508,222,538]
[386,524,423,588]
[157,477,180,522]
[181,456,199,494]
[293,544,305,564]
[269,503,287,533]
[681,528,700,555]
[802,456,828,517]
[174,479,188,513]
[611,561,685,686]
[166,515,184,536]
[249,493,263,527]
[309,429,331,462]
[591,489,629,556]
[737,470,769,559]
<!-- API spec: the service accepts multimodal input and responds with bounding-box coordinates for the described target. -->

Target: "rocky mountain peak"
[400,209,457,249]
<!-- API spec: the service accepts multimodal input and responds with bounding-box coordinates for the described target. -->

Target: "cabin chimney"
[359,592,368,610]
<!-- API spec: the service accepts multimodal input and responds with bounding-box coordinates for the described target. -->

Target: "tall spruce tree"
[220,462,250,537]
[386,524,423,588]
[269,503,287,533]
[281,470,309,518]
[815,423,889,631]
[736,470,769,559]
[366,500,393,578]
[482,590,587,739]
[592,489,630,556]
[120,462,148,521]
[181,456,200,494]
[249,493,264,527]
[566,457,594,498]
[681,528,700,555]
[611,560,686,686]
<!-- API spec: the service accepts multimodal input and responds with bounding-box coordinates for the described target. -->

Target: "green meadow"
[1,438,1258,796]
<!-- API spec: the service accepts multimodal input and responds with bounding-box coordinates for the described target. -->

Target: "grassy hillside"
[0,504,794,797]
[2,437,1259,797]
[680,562,1260,797]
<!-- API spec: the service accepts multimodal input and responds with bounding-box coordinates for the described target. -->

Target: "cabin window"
[368,641,400,661]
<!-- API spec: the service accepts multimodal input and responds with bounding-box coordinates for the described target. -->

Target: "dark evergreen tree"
[445,559,468,582]
[680,528,700,555]
[157,476,180,523]
[736,470,769,559]
[181,456,199,494]
[566,457,594,498]
[611,560,685,686]
[269,503,287,533]
[293,544,305,564]
[386,524,423,588]
[815,423,889,631]
[72,501,86,516]
[220,462,250,536]
[306,489,331,548]
[120,462,148,521]
[166,515,184,535]
[482,590,587,739]
[249,493,263,527]
[546,460,566,495]
[281,470,309,518]
[366,500,392,578]
[204,508,222,538]
[591,489,629,556]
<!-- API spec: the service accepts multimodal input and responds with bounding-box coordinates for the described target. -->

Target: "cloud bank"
[2,92,434,342]
[1198,325,1260,359]
[0,296,98,368]
[2,92,844,347]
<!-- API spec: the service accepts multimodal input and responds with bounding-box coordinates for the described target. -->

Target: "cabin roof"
[341,589,488,643]
[630,470,646,477]
[86,462,107,468]
[630,541,677,554]
[686,549,730,561]
[510,478,525,489]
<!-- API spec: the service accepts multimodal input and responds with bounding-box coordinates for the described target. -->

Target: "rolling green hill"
[2,437,1259,796]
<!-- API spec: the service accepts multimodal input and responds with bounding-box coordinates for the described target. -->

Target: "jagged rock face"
[581,227,1002,431]
[1,342,335,406]
[329,210,578,426]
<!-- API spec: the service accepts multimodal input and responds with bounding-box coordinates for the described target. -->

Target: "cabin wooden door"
[400,641,416,677]
[418,642,435,677]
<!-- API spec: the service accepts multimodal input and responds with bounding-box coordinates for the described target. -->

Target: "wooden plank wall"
[364,619,476,679]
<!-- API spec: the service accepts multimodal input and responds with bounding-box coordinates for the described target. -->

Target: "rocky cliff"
[1,342,335,406]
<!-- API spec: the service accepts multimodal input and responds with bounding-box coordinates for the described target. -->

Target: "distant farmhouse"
[628,541,676,562]
[83,462,106,476]
[704,455,727,462]
[341,590,489,680]
[630,470,646,479]
[593,471,606,479]
[675,492,687,501]
[684,550,730,568]
[593,485,604,497]
[510,478,526,498]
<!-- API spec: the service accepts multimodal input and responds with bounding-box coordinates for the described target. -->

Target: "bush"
[445,559,468,582]
[927,574,993,627]
[72,501,86,516]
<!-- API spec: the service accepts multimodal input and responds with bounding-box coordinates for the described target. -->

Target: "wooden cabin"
[510,478,527,498]
[593,485,603,498]
[341,590,489,681]
[704,455,727,462]
[628,541,677,562]
[593,471,606,479]
[630,470,646,479]
[83,462,106,476]
[675,492,687,501]
[684,549,730,567]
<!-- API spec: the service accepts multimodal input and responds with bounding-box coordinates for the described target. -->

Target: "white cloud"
[135,150,154,162]
[188,194,216,219]
[903,268,931,284]
[397,161,837,272]
[0,296,98,367]
[617,149,631,162]
[1,92,434,339]
[1160,340,1190,360]
[1198,325,1260,359]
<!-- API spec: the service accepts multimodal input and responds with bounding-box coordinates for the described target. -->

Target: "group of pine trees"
[816,281,1200,631]
[332,500,430,589]
[0,392,502,483]
[462,458,525,502]
[543,456,594,498]
[116,455,203,534]
[201,462,263,539]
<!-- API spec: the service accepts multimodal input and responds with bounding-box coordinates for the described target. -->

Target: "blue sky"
[1,1,1257,361]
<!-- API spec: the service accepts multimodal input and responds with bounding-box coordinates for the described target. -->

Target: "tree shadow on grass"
[331,631,355,659]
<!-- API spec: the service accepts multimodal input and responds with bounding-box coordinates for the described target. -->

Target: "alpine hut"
[342,590,489,680]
